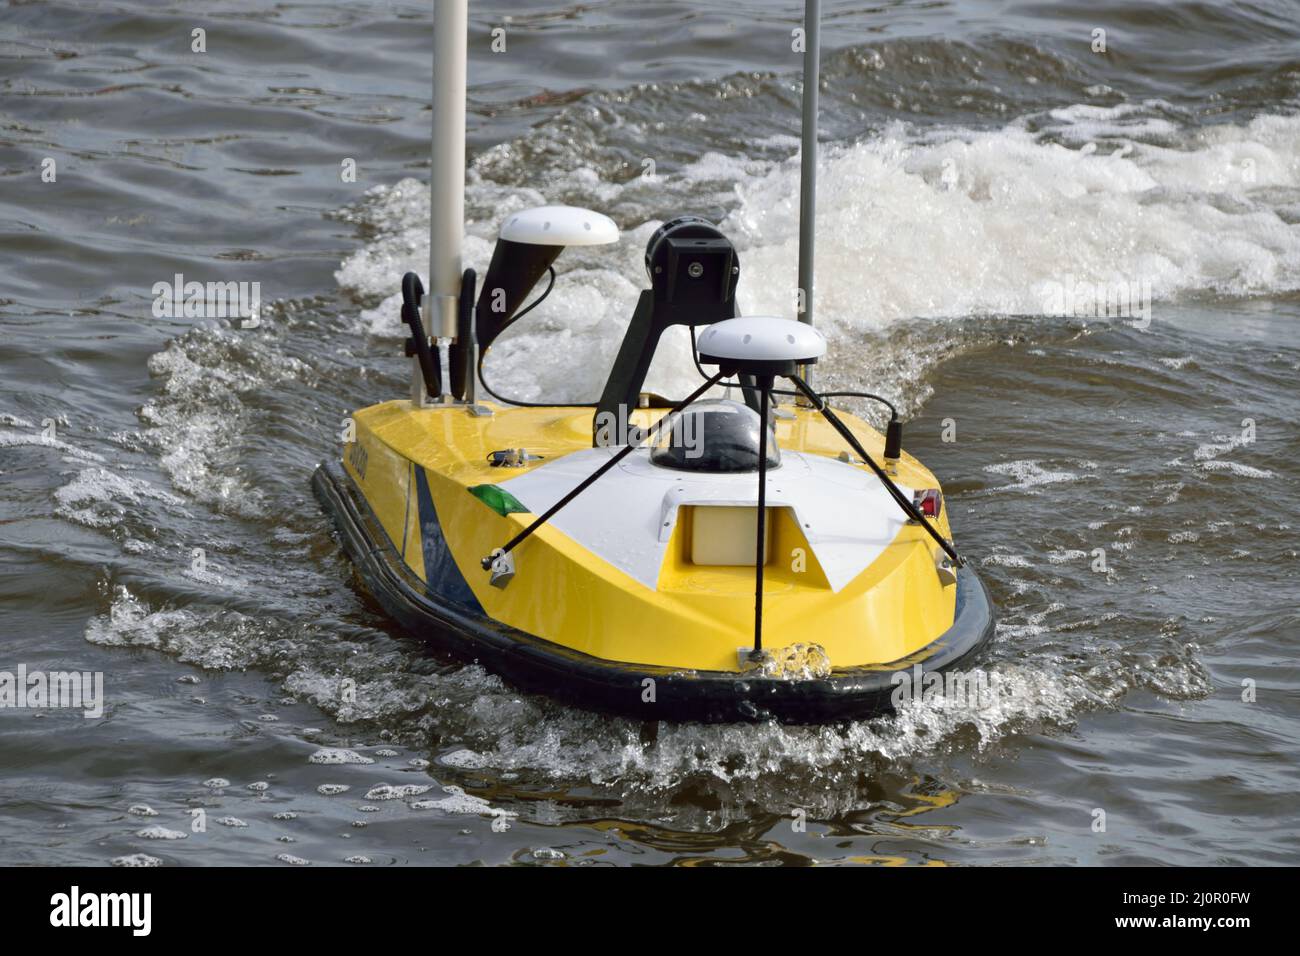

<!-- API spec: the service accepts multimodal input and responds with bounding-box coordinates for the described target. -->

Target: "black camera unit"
[594,216,744,442]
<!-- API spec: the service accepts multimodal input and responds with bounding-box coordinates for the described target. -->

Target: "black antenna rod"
[401,272,442,400]
[751,377,774,657]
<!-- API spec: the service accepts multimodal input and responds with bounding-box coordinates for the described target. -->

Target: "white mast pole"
[796,0,820,388]
[417,0,468,404]
[797,0,820,329]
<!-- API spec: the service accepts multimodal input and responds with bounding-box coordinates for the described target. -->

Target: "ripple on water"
[136,826,187,841]
[308,748,375,765]
[364,784,431,801]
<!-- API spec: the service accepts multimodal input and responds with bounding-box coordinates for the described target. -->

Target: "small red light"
[913,488,942,519]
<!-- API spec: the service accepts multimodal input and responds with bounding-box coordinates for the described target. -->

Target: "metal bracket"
[738,647,773,670]
[936,554,958,587]
[488,448,541,467]
[486,548,515,589]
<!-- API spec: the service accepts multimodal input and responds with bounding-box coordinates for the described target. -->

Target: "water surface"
[1,0,1298,866]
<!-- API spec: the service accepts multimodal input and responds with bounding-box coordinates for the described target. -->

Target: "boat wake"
[336,103,1300,414]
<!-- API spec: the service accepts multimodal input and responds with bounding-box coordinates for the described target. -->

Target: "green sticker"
[468,484,529,517]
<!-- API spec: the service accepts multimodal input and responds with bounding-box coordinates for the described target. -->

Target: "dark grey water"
[1,0,1298,866]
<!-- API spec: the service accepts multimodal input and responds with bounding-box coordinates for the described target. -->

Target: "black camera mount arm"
[593,217,751,444]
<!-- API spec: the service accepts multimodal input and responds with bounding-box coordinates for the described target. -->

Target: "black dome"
[650,400,779,473]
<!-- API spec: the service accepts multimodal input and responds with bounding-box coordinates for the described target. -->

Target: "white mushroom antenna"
[499,205,620,247]
[696,316,827,366]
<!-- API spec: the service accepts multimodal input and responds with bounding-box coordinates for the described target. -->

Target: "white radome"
[696,315,827,364]
[498,205,619,246]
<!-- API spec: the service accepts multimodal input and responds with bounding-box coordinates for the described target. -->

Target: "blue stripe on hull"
[413,466,484,613]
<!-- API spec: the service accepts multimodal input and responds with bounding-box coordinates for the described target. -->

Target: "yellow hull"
[339,399,961,673]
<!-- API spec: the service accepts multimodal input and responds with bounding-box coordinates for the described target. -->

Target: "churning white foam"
[0,425,104,463]
[84,583,1212,790]
[335,106,1300,404]
[54,465,183,529]
[138,325,314,517]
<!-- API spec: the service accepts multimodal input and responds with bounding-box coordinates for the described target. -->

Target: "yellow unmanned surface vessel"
[313,0,994,723]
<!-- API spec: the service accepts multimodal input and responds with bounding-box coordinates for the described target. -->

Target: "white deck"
[497,448,910,592]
